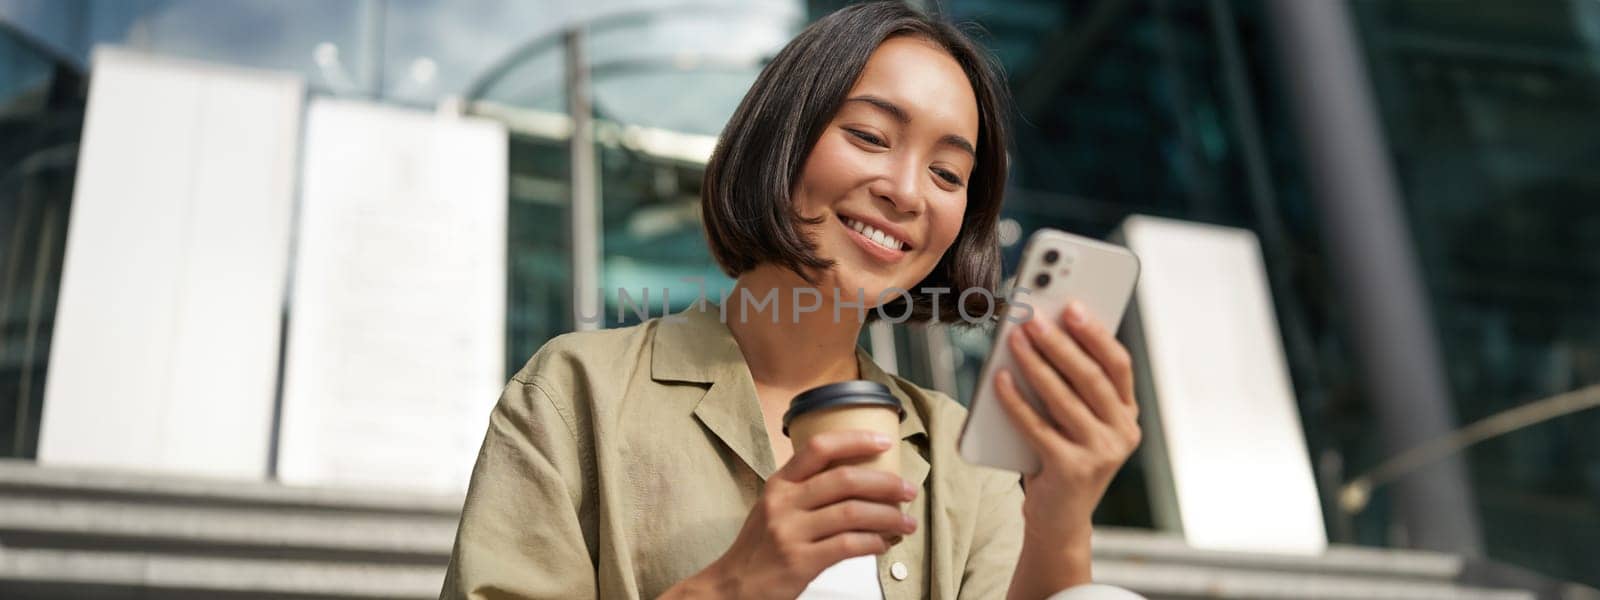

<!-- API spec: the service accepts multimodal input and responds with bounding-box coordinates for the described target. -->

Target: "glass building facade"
[1351,0,1600,581]
[2,0,1597,586]
[0,24,83,459]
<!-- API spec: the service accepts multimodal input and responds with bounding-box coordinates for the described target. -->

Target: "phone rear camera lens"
[1042,249,1060,264]
[1033,273,1051,288]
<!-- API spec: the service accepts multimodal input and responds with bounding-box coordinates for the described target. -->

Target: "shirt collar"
[651,303,930,479]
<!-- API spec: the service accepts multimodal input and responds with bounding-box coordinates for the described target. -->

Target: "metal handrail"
[1338,383,1600,515]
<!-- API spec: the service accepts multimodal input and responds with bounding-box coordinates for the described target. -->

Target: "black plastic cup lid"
[782,380,906,437]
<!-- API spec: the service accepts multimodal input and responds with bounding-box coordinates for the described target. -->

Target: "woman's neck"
[724,265,863,390]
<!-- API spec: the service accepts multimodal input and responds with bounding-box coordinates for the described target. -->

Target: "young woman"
[442,3,1141,599]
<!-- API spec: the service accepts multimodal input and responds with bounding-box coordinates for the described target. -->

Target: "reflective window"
[885,0,1352,533]
[479,5,798,364]
[0,30,85,458]
[85,0,370,93]
[505,130,575,376]
[1353,0,1600,584]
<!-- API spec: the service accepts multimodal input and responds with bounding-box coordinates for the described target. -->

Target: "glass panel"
[585,10,793,322]
[585,8,796,136]
[506,132,574,378]
[599,145,732,328]
[0,30,86,458]
[83,0,370,94]
[380,0,559,105]
[911,0,1348,532]
[476,5,798,352]
[1353,0,1600,585]
[471,43,565,112]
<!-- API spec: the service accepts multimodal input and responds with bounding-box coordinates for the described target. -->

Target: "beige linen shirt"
[442,304,1025,599]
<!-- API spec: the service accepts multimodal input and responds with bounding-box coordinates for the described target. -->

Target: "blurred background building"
[1,0,1597,598]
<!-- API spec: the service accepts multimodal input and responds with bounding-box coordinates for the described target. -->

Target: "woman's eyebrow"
[939,133,975,157]
[845,95,976,157]
[846,95,911,123]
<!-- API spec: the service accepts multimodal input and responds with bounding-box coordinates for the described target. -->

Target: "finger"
[776,430,894,483]
[1061,301,1137,409]
[795,466,915,510]
[1027,315,1127,426]
[799,499,916,542]
[993,369,1071,458]
[1007,330,1097,444]
[807,532,890,570]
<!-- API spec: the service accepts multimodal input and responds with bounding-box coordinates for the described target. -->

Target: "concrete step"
[0,460,459,564]
[0,547,442,599]
[0,459,463,514]
[0,460,1569,599]
[1093,527,1464,580]
[1094,557,1530,600]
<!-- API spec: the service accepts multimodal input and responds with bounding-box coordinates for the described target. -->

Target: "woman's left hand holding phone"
[993,301,1142,597]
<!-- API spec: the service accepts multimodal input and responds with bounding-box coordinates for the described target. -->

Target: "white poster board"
[39,48,304,479]
[1117,215,1328,555]
[277,99,507,494]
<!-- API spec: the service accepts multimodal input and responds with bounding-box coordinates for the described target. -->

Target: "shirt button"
[890,561,908,581]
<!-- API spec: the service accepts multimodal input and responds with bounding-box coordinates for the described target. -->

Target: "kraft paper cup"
[783,380,908,543]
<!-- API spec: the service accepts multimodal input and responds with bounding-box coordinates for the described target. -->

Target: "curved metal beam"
[462,4,797,103]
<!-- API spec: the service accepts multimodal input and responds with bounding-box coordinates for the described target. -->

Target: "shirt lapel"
[651,303,778,480]
[856,347,930,492]
[650,303,932,491]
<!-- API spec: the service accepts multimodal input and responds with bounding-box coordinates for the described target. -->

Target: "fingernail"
[1066,301,1088,325]
[902,514,918,531]
[872,433,892,447]
[1008,331,1025,350]
[902,481,917,498]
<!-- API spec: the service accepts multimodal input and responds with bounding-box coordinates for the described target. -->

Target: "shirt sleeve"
[957,468,1026,600]
[441,375,598,600]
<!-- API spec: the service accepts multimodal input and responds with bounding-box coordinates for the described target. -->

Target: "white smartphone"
[957,228,1141,474]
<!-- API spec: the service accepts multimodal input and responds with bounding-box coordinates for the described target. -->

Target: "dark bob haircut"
[700,0,1012,324]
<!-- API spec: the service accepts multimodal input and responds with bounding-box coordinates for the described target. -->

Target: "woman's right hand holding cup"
[667,430,918,600]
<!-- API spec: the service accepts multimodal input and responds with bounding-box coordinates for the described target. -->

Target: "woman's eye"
[933,168,963,186]
[846,129,885,146]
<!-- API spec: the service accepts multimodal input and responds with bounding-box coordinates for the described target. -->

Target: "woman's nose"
[870,163,926,216]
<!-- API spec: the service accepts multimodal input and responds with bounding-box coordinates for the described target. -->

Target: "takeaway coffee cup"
[783,380,909,542]
[782,380,906,473]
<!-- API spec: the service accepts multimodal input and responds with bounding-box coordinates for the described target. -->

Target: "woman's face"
[792,35,979,307]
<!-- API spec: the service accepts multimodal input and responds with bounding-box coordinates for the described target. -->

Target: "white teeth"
[843,217,906,252]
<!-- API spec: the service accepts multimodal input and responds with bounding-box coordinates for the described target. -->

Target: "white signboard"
[1118,215,1328,555]
[39,48,304,479]
[277,99,507,494]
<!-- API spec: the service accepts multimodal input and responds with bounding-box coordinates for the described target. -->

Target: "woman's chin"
[821,278,911,307]
[809,254,920,306]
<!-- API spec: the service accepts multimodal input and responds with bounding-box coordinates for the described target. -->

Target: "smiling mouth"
[839,215,910,252]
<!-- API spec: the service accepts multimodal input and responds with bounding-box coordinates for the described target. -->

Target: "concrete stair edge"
[0,547,443,599]
[0,459,464,515]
